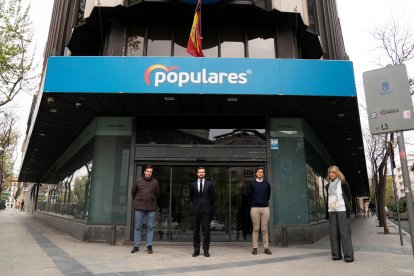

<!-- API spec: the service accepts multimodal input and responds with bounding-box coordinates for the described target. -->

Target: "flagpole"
[199,0,202,40]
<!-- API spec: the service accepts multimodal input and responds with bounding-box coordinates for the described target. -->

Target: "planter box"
[399,212,408,220]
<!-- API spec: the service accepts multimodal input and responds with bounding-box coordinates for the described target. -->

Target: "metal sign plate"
[363,64,414,134]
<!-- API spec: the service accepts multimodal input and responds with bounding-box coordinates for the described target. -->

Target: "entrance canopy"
[19,57,368,196]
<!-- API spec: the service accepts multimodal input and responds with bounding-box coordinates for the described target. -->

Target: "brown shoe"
[252,248,258,255]
[264,248,272,255]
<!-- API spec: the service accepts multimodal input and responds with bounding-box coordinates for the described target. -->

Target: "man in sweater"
[131,165,160,254]
[248,167,272,255]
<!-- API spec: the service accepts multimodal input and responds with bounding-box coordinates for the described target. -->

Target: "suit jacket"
[189,179,215,215]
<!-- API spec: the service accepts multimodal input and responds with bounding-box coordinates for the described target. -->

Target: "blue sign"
[44,57,357,97]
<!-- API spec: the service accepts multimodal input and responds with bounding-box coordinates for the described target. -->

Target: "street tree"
[366,15,414,233]
[363,130,390,233]
[0,111,18,195]
[0,0,36,107]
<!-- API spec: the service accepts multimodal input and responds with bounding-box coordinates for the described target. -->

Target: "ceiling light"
[40,133,46,136]
[47,96,54,104]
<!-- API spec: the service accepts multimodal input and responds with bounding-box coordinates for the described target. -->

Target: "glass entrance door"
[138,165,262,242]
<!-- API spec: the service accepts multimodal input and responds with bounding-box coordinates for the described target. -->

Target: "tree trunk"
[378,169,389,234]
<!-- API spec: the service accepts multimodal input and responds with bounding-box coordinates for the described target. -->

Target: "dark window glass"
[127,25,145,56]
[306,0,319,35]
[244,170,253,177]
[248,27,275,58]
[150,165,257,242]
[173,25,191,57]
[147,24,172,56]
[220,25,245,58]
[202,25,219,57]
[36,140,94,222]
[136,129,266,145]
[76,0,86,26]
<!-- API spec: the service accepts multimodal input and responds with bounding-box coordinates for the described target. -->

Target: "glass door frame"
[131,162,266,242]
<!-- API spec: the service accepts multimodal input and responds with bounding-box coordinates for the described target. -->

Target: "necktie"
[199,180,203,192]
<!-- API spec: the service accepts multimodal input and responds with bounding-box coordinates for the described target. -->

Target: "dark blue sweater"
[248,180,271,207]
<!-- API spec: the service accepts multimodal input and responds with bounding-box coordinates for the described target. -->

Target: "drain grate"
[354,244,413,255]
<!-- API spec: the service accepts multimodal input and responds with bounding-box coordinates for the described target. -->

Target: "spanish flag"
[187,0,204,57]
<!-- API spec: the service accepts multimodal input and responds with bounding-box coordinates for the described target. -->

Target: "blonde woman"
[325,166,354,262]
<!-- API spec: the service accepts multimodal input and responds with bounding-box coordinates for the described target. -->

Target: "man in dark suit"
[190,166,215,257]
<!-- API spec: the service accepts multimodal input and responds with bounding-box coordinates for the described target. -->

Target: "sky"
[10,0,414,173]
[336,0,414,130]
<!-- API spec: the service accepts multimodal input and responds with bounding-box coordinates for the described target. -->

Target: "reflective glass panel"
[36,141,94,221]
[127,25,145,56]
[220,25,245,58]
[248,27,275,58]
[202,25,219,57]
[147,24,172,56]
[136,129,266,145]
[145,165,258,242]
[173,25,191,57]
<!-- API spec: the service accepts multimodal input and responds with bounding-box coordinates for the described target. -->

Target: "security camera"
[75,102,81,108]
[47,96,54,105]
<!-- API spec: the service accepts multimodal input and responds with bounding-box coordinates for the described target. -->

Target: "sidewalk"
[0,208,413,276]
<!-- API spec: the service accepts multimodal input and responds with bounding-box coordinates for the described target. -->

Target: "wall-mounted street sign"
[362,64,414,135]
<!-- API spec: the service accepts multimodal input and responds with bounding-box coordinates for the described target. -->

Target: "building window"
[243,140,253,145]
[173,25,190,57]
[127,25,145,56]
[147,24,172,56]
[306,0,319,35]
[247,27,275,58]
[244,170,253,177]
[76,0,87,26]
[202,25,219,57]
[220,25,245,58]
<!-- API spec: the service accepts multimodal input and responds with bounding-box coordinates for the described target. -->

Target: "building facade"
[394,153,414,199]
[19,0,369,244]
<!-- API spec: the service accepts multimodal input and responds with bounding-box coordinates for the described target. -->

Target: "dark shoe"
[252,248,258,255]
[344,257,354,263]
[264,248,272,255]
[131,247,139,253]
[147,246,153,254]
[192,251,200,257]
[204,252,210,257]
[332,256,342,261]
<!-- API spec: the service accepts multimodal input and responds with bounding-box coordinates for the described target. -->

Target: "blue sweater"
[248,180,271,207]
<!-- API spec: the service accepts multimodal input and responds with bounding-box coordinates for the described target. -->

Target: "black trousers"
[193,213,211,252]
[328,211,354,259]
